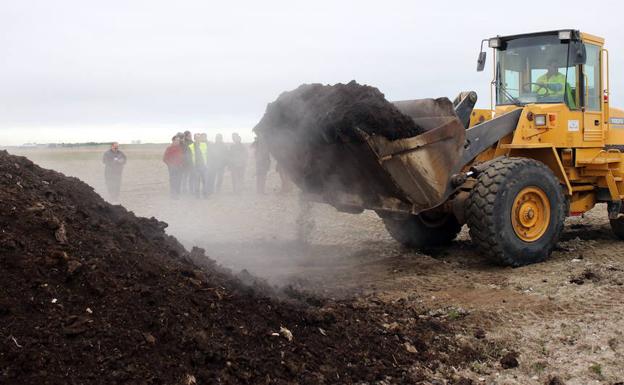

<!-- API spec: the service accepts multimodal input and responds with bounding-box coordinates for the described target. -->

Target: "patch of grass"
[531,361,548,374]
[447,308,461,320]
[469,361,489,374]
[589,362,604,379]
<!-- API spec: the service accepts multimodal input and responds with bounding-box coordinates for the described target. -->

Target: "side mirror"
[569,41,586,65]
[477,51,487,72]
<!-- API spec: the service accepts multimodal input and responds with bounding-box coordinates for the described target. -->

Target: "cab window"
[495,35,579,109]
[584,44,601,111]
[503,70,520,97]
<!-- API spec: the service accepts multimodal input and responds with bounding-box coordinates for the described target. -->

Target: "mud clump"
[570,268,601,285]
[545,375,566,385]
[473,328,486,339]
[500,351,520,369]
[0,150,485,384]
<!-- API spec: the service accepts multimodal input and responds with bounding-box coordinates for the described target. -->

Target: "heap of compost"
[254,81,425,143]
[253,81,431,200]
[0,151,483,384]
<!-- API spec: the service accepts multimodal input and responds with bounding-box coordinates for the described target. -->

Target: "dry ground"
[8,144,624,385]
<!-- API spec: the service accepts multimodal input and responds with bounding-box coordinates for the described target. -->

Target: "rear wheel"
[466,157,567,266]
[608,201,624,239]
[382,211,461,249]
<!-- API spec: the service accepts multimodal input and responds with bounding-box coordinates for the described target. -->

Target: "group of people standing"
[102,133,293,202]
[163,131,248,199]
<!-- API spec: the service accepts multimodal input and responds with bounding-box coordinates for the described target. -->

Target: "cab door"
[582,43,604,143]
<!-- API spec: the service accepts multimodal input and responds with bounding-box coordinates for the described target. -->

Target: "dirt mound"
[0,150,486,384]
[254,81,424,143]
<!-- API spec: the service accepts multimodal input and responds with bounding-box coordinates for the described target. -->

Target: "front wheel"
[466,157,567,267]
[382,212,461,249]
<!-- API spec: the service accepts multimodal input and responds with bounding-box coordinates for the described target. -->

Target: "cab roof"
[491,29,604,45]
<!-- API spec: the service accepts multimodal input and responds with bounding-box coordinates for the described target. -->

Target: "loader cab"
[479,29,611,147]
[488,30,595,110]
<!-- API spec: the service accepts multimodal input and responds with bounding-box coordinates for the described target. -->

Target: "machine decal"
[610,117,624,127]
[568,120,580,132]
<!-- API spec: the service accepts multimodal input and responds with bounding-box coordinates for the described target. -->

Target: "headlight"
[558,30,572,41]
[534,114,547,127]
[488,38,502,48]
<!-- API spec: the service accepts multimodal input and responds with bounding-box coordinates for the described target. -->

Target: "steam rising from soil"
[6,81,427,291]
[295,194,316,246]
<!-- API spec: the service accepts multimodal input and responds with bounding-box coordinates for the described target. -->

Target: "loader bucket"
[303,98,467,215]
[358,99,466,213]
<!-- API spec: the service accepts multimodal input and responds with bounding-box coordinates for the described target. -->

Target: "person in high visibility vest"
[189,133,210,198]
[534,61,576,109]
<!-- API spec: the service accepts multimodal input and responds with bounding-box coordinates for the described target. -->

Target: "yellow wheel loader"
[305,30,624,266]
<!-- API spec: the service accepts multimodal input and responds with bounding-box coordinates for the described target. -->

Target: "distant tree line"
[47,142,116,148]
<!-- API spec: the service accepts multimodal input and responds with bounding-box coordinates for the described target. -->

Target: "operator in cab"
[534,60,576,109]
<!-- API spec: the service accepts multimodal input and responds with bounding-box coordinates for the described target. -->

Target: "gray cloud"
[0,0,621,145]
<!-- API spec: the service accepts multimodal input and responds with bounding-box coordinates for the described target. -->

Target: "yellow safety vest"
[534,72,576,109]
[188,142,208,165]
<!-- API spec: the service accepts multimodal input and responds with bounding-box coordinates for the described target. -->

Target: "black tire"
[466,157,567,267]
[382,212,462,249]
[608,202,624,239]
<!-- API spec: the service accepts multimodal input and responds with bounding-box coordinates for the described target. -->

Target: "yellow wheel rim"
[511,186,550,242]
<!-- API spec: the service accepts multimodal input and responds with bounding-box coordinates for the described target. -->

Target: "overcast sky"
[0,0,620,145]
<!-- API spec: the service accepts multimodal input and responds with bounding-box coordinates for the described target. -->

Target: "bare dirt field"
[8,145,624,385]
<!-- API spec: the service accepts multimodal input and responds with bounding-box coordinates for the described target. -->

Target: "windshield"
[495,35,578,108]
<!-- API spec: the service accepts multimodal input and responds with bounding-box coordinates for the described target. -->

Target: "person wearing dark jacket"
[163,136,185,199]
[212,133,228,193]
[253,136,270,194]
[229,133,248,194]
[102,142,127,201]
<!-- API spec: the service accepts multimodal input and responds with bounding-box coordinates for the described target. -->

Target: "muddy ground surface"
[9,145,624,385]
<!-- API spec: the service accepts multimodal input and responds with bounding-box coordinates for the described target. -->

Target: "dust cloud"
[4,82,440,293]
[5,142,386,295]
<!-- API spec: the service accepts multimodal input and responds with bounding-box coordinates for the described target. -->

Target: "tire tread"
[466,157,566,266]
